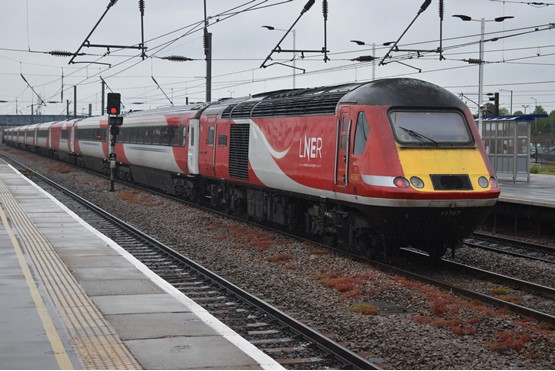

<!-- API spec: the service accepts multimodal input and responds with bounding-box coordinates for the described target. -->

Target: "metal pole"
[206,32,212,102]
[61,69,64,103]
[101,80,105,115]
[73,85,77,118]
[293,29,296,88]
[110,131,115,191]
[372,43,376,81]
[204,0,212,103]
[477,18,485,139]
[510,91,513,115]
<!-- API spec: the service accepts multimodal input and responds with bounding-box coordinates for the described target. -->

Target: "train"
[4,78,500,259]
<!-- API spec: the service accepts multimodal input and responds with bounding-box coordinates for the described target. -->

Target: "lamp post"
[531,97,538,137]
[452,14,513,138]
[531,97,538,113]
[350,40,377,81]
[262,25,296,88]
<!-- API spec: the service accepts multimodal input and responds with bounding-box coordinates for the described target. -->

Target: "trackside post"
[107,93,123,192]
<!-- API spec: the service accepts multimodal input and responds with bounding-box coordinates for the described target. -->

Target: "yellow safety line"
[0,166,141,369]
[0,206,74,370]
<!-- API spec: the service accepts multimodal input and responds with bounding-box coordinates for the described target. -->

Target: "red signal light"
[107,93,121,116]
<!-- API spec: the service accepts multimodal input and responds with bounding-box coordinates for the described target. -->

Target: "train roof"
[125,104,205,118]
[341,78,465,108]
[58,78,464,123]
[218,78,465,119]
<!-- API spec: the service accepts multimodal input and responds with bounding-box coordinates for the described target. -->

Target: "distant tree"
[525,106,552,136]
[546,110,555,135]
[533,105,547,115]
[499,107,510,116]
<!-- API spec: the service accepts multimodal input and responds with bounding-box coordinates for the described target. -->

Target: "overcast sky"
[1,0,554,117]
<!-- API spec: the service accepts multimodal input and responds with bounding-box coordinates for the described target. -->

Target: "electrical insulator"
[352,55,375,62]
[439,0,444,19]
[162,56,193,62]
[302,0,315,14]
[49,50,73,57]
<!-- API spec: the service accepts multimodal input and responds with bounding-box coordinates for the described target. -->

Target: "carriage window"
[341,135,347,151]
[181,127,187,147]
[167,127,175,146]
[389,110,472,146]
[190,127,195,146]
[342,114,349,131]
[207,126,215,145]
[353,112,370,155]
[152,127,162,145]
[218,134,227,146]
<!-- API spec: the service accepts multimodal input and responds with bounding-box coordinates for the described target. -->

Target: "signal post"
[107,93,123,191]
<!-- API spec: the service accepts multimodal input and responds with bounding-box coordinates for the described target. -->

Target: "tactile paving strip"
[0,175,142,370]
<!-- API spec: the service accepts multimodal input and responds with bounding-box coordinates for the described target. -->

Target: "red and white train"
[5,78,500,258]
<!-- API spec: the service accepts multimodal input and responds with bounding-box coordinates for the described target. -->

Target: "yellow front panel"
[397,147,491,192]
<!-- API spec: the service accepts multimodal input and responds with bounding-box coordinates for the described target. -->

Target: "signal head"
[107,93,121,116]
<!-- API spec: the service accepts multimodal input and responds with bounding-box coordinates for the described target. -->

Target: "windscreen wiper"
[399,126,438,146]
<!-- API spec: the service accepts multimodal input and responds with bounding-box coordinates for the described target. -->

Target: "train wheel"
[427,242,448,260]
[322,233,336,247]
[358,233,379,259]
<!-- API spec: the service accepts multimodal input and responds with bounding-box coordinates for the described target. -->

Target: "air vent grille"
[229,124,250,180]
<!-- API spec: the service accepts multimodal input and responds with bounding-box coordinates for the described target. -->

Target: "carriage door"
[187,119,200,174]
[206,117,217,177]
[335,107,351,187]
[199,117,217,177]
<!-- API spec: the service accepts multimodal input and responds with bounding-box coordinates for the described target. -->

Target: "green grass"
[530,162,555,175]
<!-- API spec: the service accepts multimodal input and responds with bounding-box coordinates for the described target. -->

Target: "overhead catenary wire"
[3,1,555,115]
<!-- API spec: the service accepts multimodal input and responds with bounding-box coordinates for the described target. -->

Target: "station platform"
[0,159,283,370]
[498,173,555,208]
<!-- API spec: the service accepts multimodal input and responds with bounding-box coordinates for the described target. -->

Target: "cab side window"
[353,112,370,155]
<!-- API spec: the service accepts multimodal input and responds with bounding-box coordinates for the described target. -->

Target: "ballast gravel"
[2,146,554,370]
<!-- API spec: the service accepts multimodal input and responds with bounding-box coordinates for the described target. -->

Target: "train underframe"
[168,169,487,260]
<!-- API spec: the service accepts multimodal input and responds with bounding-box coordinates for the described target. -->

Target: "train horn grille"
[430,174,473,191]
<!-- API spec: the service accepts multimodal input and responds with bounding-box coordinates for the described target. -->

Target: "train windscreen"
[389,110,473,146]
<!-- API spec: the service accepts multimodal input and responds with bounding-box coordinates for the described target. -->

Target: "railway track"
[12,158,380,370]
[392,249,555,326]
[465,232,555,264]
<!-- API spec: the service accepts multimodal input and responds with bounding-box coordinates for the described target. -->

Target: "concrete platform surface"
[0,159,283,370]
[498,173,555,207]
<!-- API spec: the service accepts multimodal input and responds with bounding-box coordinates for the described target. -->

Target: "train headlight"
[394,177,410,188]
[489,176,499,188]
[478,176,489,188]
[410,176,425,189]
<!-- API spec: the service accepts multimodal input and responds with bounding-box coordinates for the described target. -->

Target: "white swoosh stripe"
[361,175,396,188]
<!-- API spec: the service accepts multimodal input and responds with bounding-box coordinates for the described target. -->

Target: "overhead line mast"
[68,0,147,66]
